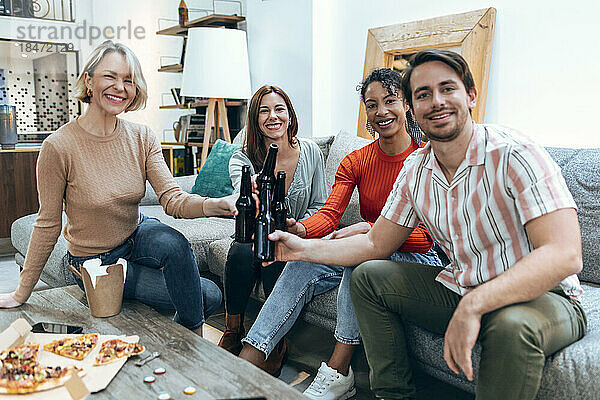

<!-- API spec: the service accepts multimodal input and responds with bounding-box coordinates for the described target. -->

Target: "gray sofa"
[10,132,600,399]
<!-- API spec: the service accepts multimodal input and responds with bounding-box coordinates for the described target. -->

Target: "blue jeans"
[242,248,442,357]
[68,215,222,330]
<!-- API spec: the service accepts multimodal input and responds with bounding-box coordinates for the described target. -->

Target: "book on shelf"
[175,114,205,143]
[170,88,181,104]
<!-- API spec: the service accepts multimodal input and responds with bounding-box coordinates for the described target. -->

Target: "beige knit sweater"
[13,118,207,303]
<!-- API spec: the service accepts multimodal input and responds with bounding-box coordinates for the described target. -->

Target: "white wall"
[246,0,313,137]
[311,0,600,147]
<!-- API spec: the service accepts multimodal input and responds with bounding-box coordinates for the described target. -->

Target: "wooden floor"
[0,253,473,400]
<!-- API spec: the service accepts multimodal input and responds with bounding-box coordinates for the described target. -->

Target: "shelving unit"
[159,100,244,110]
[157,14,247,175]
[158,64,183,73]
[156,14,245,36]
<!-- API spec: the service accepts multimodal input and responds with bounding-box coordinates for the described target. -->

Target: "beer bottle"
[234,165,255,243]
[254,179,275,262]
[273,171,288,232]
[257,143,278,191]
[254,143,278,262]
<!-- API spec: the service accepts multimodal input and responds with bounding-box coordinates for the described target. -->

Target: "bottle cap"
[183,386,196,395]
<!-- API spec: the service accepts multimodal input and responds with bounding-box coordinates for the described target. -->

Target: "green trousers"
[349,260,587,400]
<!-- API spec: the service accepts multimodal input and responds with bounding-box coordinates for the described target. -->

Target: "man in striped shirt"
[267,49,586,400]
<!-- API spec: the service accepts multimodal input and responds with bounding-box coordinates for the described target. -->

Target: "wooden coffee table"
[0,286,306,399]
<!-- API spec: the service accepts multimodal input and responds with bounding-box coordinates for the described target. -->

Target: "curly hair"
[357,68,423,143]
[358,68,403,103]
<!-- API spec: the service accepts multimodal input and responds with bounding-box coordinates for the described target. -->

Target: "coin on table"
[157,393,171,400]
[154,367,167,375]
[143,376,156,383]
[183,386,196,395]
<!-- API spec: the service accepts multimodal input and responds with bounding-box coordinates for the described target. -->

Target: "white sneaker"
[303,362,356,400]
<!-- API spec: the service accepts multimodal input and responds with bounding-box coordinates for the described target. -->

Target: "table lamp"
[181,27,251,167]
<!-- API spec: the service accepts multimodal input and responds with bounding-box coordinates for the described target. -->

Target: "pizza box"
[0,318,143,399]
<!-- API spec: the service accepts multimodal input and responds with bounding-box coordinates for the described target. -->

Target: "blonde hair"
[74,40,147,112]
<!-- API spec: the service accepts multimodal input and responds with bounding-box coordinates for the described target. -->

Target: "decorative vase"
[178,0,188,27]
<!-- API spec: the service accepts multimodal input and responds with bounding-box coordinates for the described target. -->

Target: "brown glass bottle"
[254,180,275,262]
[234,165,255,243]
[273,171,288,232]
[254,144,278,262]
[257,143,278,191]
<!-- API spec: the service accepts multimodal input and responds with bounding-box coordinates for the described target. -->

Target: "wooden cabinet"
[0,149,40,238]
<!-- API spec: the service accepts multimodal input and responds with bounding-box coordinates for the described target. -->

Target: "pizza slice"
[94,339,145,366]
[0,362,82,394]
[43,333,99,361]
[0,343,40,367]
[0,343,83,394]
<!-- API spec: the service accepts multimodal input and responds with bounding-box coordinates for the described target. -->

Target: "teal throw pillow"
[191,139,240,198]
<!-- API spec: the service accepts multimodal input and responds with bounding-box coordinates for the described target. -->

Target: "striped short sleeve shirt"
[381,124,583,300]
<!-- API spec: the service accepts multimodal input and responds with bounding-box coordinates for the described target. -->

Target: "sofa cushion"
[140,175,198,206]
[206,237,233,278]
[406,283,600,399]
[300,286,339,332]
[312,135,335,162]
[324,132,372,229]
[546,148,600,285]
[141,206,234,272]
[191,139,240,198]
[11,213,75,288]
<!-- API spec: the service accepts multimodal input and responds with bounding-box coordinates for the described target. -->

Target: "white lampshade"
[181,28,251,99]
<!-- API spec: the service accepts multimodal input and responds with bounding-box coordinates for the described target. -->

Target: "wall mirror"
[358,8,496,138]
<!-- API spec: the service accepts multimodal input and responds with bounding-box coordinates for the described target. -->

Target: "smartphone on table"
[30,322,83,334]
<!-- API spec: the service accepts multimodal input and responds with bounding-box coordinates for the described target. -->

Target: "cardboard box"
[0,319,142,399]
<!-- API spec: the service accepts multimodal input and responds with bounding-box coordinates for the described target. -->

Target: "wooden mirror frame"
[357,8,496,138]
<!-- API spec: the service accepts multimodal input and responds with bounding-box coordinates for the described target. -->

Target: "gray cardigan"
[229,138,328,221]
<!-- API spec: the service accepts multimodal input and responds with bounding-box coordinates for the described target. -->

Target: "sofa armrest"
[140,175,198,206]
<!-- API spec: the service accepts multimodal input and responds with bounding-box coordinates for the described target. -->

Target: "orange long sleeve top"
[300,139,434,253]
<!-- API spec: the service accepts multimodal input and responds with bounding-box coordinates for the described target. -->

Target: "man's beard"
[419,107,468,143]
[423,126,462,142]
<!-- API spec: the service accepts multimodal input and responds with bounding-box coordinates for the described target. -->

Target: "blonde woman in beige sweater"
[0,40,235,336]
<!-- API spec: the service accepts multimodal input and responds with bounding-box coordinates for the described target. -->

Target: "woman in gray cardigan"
[218,85,327,375]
